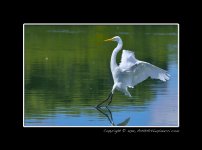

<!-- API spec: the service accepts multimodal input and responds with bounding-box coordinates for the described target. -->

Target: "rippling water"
[24,24,178,126]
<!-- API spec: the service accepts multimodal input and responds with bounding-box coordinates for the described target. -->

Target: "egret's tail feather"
[124,90,132,97]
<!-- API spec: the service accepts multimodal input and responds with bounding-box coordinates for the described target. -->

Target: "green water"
[24,24,178,126]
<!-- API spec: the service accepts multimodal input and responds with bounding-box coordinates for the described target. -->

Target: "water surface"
[24,25,178,126]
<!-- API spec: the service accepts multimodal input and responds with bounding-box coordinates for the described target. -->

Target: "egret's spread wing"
[119,50,138,71]
[124,61,170,88]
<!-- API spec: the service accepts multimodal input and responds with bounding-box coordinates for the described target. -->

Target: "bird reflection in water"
[95,106,130,126]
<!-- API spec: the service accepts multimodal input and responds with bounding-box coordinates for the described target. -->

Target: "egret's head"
[104,36,122,43]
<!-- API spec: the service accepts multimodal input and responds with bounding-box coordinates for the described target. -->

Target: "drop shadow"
[95,106,130,126]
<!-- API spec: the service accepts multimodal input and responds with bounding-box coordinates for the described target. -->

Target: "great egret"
[96,36,170,107]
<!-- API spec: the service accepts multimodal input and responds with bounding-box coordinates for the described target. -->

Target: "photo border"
[23,23,179,128]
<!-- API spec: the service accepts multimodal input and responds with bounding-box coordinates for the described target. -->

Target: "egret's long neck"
[110,40,123,72]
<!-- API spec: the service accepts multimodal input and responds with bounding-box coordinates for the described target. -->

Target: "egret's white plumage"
[97,36,170,107]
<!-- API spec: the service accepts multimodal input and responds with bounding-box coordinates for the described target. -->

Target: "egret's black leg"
[105,106,115,126]
[106,106,113,121]
[107,94,113,105]
[95,106,114,126]
[96,92,112,107]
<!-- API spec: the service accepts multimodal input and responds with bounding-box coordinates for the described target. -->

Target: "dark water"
[24,24,178,126]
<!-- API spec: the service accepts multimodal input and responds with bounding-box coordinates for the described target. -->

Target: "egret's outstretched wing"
[124,61,170,88]
[119,50,138,71]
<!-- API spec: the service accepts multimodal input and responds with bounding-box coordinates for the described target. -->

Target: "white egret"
[97,36,170,107]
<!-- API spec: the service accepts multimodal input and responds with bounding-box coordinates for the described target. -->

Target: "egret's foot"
[95,104,101,108]
[96,92,113,107]
[96,103,108,108]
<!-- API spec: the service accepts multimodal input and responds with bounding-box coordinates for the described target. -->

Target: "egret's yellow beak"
[104,38,113,42]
